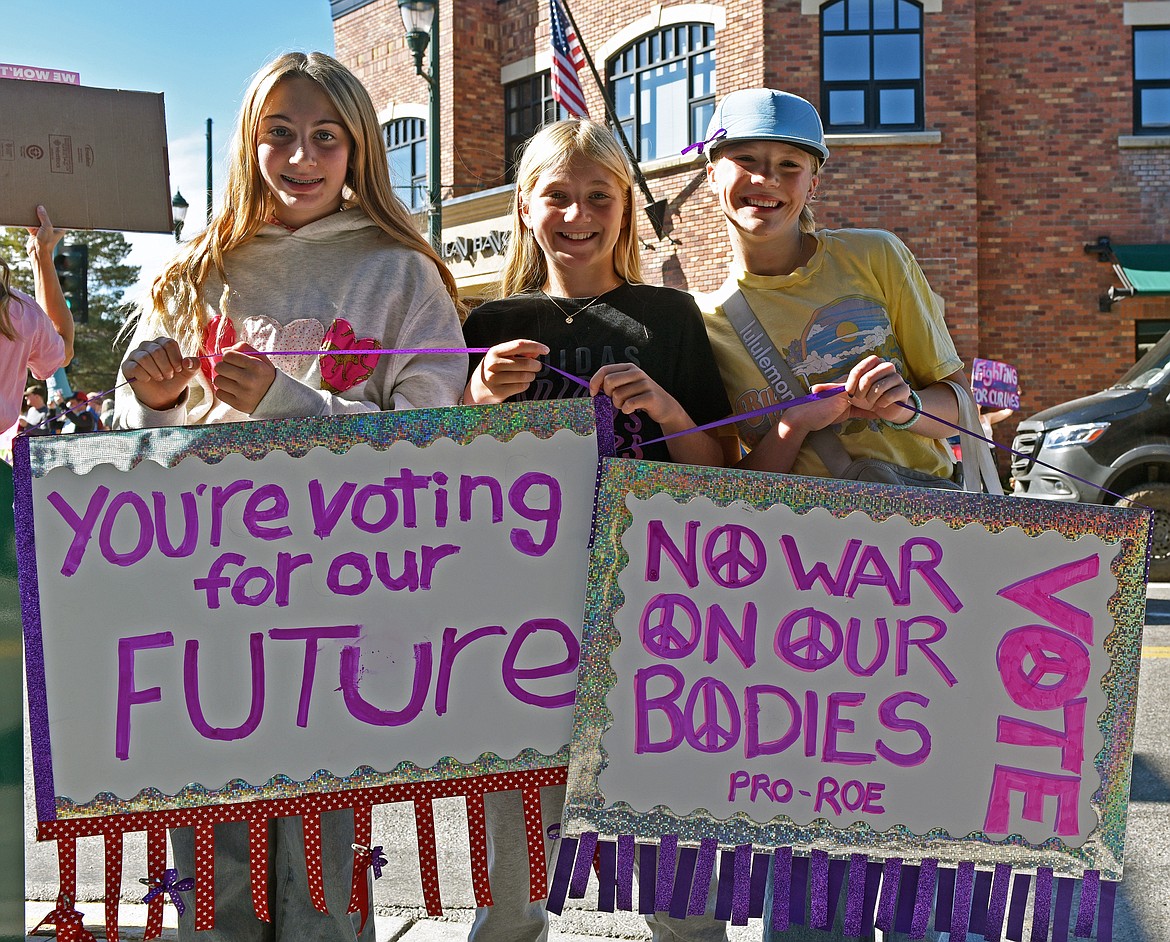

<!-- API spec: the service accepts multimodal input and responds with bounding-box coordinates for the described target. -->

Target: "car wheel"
[1120,483,1170,582]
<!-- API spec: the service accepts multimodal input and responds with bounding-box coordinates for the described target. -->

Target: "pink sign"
[971,356,1020,410]
[0,63,80,85]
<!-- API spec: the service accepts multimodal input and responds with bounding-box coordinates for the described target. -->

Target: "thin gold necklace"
[541,283,621,324]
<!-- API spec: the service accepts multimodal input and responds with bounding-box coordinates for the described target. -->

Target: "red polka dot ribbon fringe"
[36,766,567,941]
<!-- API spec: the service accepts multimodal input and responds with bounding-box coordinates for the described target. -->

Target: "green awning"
[1112,244,1170,296]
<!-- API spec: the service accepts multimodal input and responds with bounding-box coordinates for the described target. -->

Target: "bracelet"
[884,388,922,430]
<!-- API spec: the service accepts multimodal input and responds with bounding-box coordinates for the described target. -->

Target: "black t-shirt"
[463,283,730,462]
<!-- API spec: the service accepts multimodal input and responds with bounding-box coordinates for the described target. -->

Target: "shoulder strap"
[722,288,852,476]
[939,378,1004,495]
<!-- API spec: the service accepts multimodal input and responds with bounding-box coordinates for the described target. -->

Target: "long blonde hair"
[499,119,643,297]
[134,51,461,352]
[0,257,15,342]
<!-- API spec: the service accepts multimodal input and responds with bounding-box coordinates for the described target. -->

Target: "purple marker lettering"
[47,485,111,576]
[374,550,420,591]
[703,524,766,589]
[194,552,246,609]
[431,471,449,527]
[984,764,1082,837]
[275,552,313,607]
[153,490,200,558]
[242,484,292,541]
[823,692,876,765]
[895,616,957,687]
[875,691,932,767]
[508,472,561,557]
[501,618,580,709]
[352,481,400,534]
[996,625,1090,711]
[645,519,700,587]
[997,556,1100,645]
[419,544,461,589]
[341,641,433,726]
[210,479,254,547]
[269,625,362,727]
[683,677,740,754]
[780,535,861,596]
[844,617,890,677]
[384,469,431,528]
[328,552,372,596]
[703,602,758,669]
[634,664,685,753]
[308,479,356,539]
[231,564,276,607]
[845,544,901,601]
[996,698,1087,773]
[115,631,174,759]
[900,538,962,613]
[640,593,702,659]
[184,633,265,741]
[99,491,153,566]
[459,475,504,524]
[744,684,801,758]
[804,689,819,757]
[436,625,508,715]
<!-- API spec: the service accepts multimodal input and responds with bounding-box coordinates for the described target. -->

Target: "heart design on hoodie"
[320,318,379,393]
[200,315,327,383]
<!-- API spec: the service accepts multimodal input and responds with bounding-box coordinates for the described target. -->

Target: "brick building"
[330,0,1170,431]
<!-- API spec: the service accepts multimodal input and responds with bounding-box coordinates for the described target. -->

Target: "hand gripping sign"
[555,458,1150,941]
[15,399,608,940]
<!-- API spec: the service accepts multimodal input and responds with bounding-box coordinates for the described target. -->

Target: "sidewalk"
[25,900,762,942]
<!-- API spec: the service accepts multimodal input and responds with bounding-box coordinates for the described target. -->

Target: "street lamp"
[397,0,442,252]
[171,191,190,242]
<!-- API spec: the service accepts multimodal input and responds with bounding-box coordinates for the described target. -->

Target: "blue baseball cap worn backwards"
[705,88,829,162]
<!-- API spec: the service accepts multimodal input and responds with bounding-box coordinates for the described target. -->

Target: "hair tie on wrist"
[884,388,922,430]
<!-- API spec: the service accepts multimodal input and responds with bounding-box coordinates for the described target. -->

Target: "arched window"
[607,23,716,161]
[820,0,924,132]
[385,117,427,212]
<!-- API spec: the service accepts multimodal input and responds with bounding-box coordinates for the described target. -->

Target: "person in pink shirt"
[1,206,74,458]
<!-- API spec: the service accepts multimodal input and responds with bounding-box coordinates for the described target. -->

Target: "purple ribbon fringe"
[544,840,1114,941]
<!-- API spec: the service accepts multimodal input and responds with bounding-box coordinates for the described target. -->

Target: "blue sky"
[4,0,336,300]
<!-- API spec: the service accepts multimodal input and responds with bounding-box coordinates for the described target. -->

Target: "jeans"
[169,809,375,941]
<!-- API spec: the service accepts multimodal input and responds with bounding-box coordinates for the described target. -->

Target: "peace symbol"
[640,593,701,659]
[684,677,741,753]
[997,625,1090,712]
[704,524,766,589]
[776,607,843,672]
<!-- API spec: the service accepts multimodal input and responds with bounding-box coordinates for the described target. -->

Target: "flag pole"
[558,0,670,240]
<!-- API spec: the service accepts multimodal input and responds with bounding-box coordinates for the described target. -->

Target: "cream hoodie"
[115,208,466,429]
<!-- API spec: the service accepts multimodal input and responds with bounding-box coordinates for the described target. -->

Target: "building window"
[1134,27,1170,134]
[1137,319,1170,360]
[820,0,924,133]
[504,73,571,181]
[607,23,716,162]
[385,117,427,213]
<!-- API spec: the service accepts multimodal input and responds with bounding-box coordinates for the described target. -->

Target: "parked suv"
[1010,329,1170,580]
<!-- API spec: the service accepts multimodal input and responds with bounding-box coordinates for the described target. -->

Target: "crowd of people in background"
[19,385,110,437]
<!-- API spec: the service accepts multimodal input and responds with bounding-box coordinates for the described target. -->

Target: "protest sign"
[556,458,1149,939]
[972,357,1020,411]
[16,400,604,937]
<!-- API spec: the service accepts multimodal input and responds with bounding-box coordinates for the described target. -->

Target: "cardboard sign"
[559,459,1148,910]
[971,357,1020,411]
[0,78,171,232]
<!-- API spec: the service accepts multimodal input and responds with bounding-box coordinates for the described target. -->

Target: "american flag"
[549,0,589,118]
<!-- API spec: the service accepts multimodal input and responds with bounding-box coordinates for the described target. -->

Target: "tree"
[1,227,140,396]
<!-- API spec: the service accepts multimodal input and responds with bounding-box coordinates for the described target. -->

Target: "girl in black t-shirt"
[461,119,729,467]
